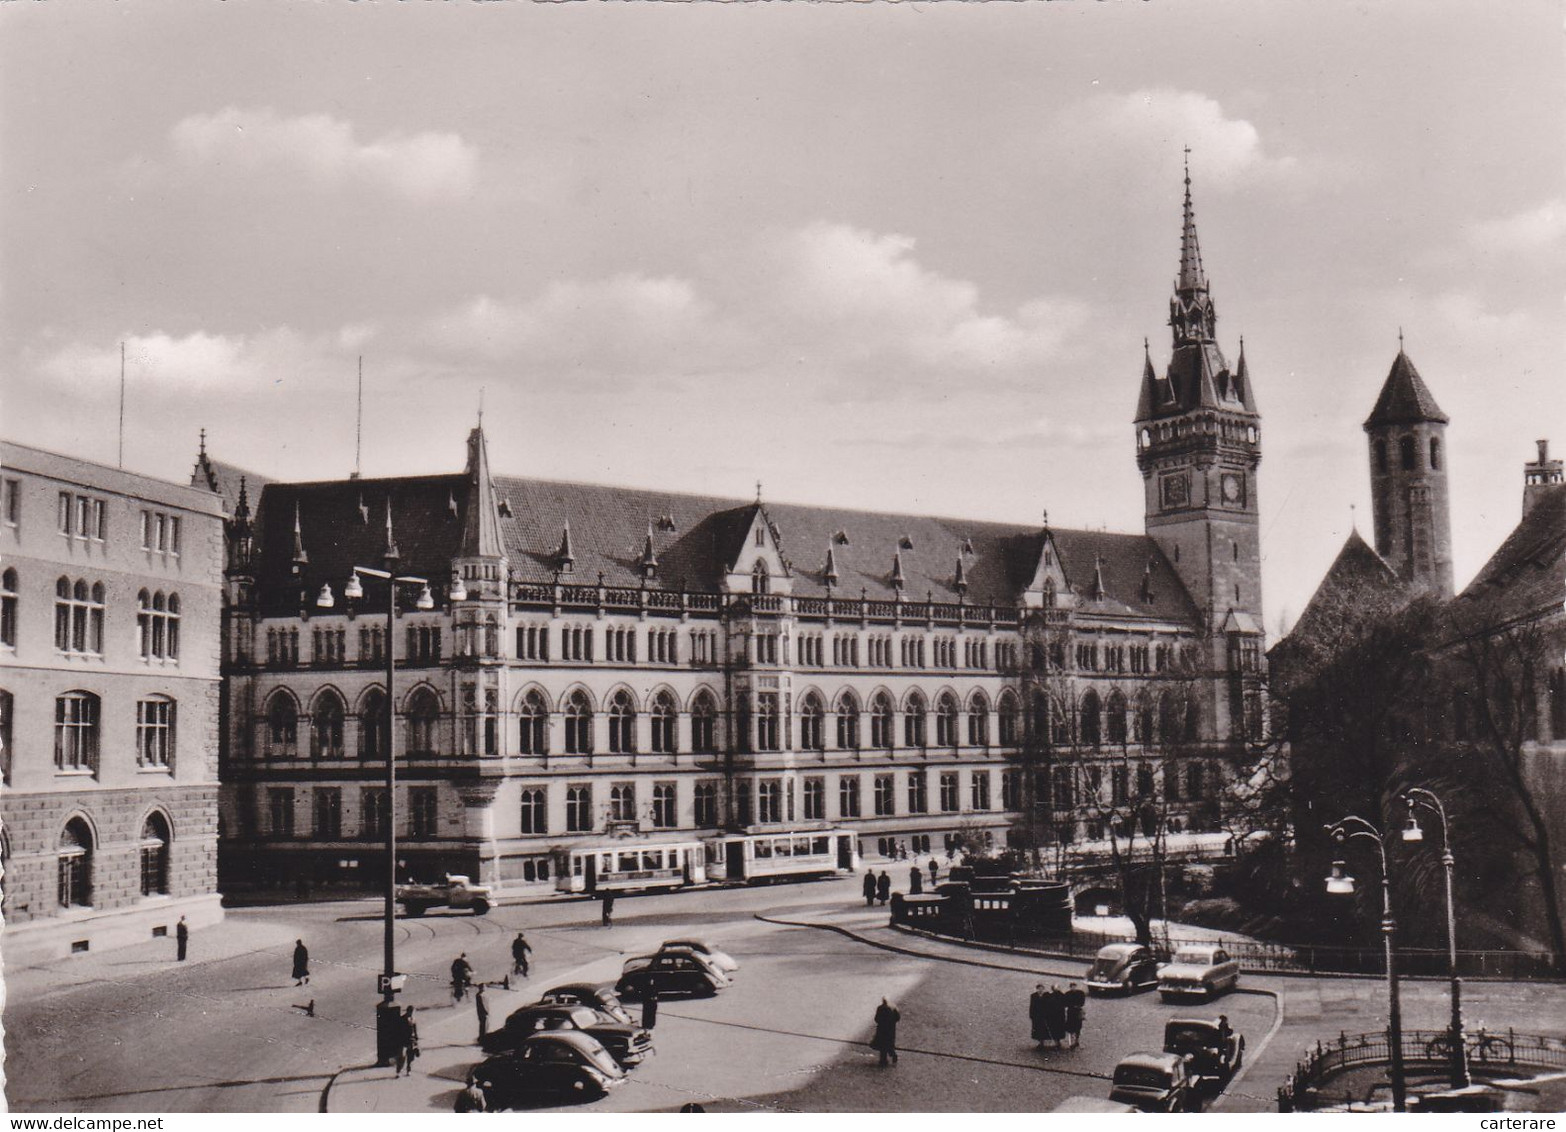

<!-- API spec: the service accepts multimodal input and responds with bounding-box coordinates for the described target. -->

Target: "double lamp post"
[1325,786,1469,1113]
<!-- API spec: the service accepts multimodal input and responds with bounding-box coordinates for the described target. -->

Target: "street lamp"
[1403,787,1470,1089]
[1324,815,1406,1113]
[318,509,434,1066]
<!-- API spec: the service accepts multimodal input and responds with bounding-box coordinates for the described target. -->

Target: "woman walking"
[292,940,310,986]
[870,998,900,1066]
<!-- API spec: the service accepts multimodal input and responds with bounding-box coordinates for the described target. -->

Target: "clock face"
[1221,473,1243,504]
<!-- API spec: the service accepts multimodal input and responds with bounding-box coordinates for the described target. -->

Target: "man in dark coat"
[875,871,891,906]
[292,940,310,986]
[908,867,923,895]
[1029,983,1049,1046]
[871,998,900,1066]
[601,892,616,927]
[928,859,939,886]
[1043,985,1066,1048]
[511,931,532,977]
[642,975,659,1029]
[474,983,489,1041]
[1064,982,1087,1048]
[403,1006,420,1074]
[862,870,877,908]
[451,953,473,1001]
[175,916,189,961]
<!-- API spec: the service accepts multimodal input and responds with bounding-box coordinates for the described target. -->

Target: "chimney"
[1523,438,1564,518]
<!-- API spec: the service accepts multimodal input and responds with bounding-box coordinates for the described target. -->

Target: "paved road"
[3,879,1274,1113]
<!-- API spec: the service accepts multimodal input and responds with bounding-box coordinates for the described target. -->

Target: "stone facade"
[0,441,225,965]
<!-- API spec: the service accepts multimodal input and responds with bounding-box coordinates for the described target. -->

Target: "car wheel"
[403,904,426,917]
[472,899,490,916]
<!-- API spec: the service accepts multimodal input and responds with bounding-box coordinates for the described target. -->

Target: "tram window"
[754,840,772,858]
[812,836,830,854]
[775,839,792,857]
[619,852,639,871]
[642,851,660,870]
[573,856,584,876]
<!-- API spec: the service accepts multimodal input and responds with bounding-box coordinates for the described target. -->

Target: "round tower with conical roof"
[1363,344,1453,597]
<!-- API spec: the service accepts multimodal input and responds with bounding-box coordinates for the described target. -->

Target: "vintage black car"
[1085,943,1162,995]
[473,1031,626,1109]
[481,1003,654,1067]
[616,951,730,999]
[538,982,634,1024]
[1108,1051,1196,1112]
[1163,1017,1244,1081]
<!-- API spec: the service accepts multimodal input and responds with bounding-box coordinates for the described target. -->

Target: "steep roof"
[1451,482,1566,628]
[247,468,1200,623]
[1364,350,1449,428]
[1272,528,1408,660]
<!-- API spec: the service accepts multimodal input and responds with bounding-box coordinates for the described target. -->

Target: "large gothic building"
[207,175,1270,894]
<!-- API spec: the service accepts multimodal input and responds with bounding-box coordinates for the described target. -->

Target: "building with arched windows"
[209,175,1270,893]
[0,441,225,963]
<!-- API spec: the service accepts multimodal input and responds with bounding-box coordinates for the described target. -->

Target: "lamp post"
[1403,787,1470,1089]
[318,522,433,1066]
[1325,815,1406,1113]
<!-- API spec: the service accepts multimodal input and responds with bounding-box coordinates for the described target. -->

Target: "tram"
[554,840,708,895]
[713,829,856,884]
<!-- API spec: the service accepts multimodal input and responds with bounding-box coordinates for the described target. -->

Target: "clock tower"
[1134,160,1264,634]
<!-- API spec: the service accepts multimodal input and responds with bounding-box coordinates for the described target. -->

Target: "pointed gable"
[1365,351,1449,428]
[1453,482,1566,626]
[1279,528,1408,655]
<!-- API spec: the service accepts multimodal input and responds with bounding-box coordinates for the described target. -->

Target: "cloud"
[1469,198,1566,254]
[164,107,477,201]
[1052,89,1297,186]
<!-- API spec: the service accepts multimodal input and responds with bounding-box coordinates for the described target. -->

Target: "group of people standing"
[1029,983,1086,1050]
[862,860,946,905]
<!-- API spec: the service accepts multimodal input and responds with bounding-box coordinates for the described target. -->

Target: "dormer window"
[755,527,765,547]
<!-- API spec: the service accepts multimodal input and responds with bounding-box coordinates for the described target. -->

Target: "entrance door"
[836,834,853,870]
[725,840,746,881]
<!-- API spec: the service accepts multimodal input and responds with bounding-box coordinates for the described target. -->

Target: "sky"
[3,0,1562,633]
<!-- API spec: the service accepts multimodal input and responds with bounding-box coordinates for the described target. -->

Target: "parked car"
[1085,942,1162,995]
[659,938,739,973]
[1052,1096,1140,1113]
[1158,944,1241,1001]
[480,1003,654,1067]
[473,1031,626,1109]
[1163,1017,1244,1080]
[538,982,634,1025]
[1108,1051,1196,1112]
[617,951,730,999]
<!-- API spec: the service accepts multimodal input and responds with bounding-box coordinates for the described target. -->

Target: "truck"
[395,874,494,917]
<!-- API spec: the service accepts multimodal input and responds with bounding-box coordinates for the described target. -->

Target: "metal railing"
[1277,1029,1566,1110]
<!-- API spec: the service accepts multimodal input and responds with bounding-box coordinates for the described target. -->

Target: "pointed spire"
[382,495,400,566]
[190,428,220,493]
[1140,556,1156,603]
[1168,152,1217,348]
[1090,553,1107,601]
[234,476,251,524]
[198,427,207,458]
[890,548,906,592]
[954,552,968,595]
[556,522,575,573]
[823,543,839,588]
[1364,347,1449,427]
[459,424,505,558]
[639,521,658,580]
[1177,147,1207,293]
[358,493,369,524]
[291,502,309,569]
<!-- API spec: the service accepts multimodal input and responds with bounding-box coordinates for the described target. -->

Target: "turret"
[1524,438,1564,517]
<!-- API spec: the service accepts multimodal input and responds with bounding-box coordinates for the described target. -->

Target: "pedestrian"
[601,892,615,927]
[642,974,659,1029]
[1044,984,1066,1049]
[870,997,900,1066]
[928,859,939,886]
[175,916,189,962]
[392,1007,413,1077]
[862,870,877,908]
[1217,1014,1232,1043]
[292,939,310,986]
[451,952,473,1002]
[456,1072,488,1113]
[475,983,489,1041]
[404,1006,420,1073]
[908,866,923,895]
[875,870,891,906]
[511,931,532,978]
[1029,983,1049,1047]
[1064,982,1086,1049]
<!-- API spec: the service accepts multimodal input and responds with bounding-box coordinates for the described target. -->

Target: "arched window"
[406,687,440,756]
[835,692,860,750]
[998,691,1019,746]
[651,691,677,754]
[691,691,718,754]
[136,695,176,769]
[519,690,548,755]
[904,692,927,748]
[1,567,17,648]
[967,692,990,746]
[58,818,93,908]
[1030,691,1051,744]
[265,692,298,758]
[565,690,594,755]
[484,614,499,658]
[752,560,770,595]
[55,691,100,772]
[1159,691,1181,744]
[1080,690,1102,746]
[1106,690,1128,745]
[311,691,345,759]
[1430,436,1441,470]
[88,582,104,653]
[360,689,388,760]
[167,594,180,659]
[608,690,636,754]
[935,693,959,747]
[610,783,636,822]
[1400,435,1416,471]
[800,693,825,751]
[756,694,780,751]
[140,812,171,896]
[871,693,895,749]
